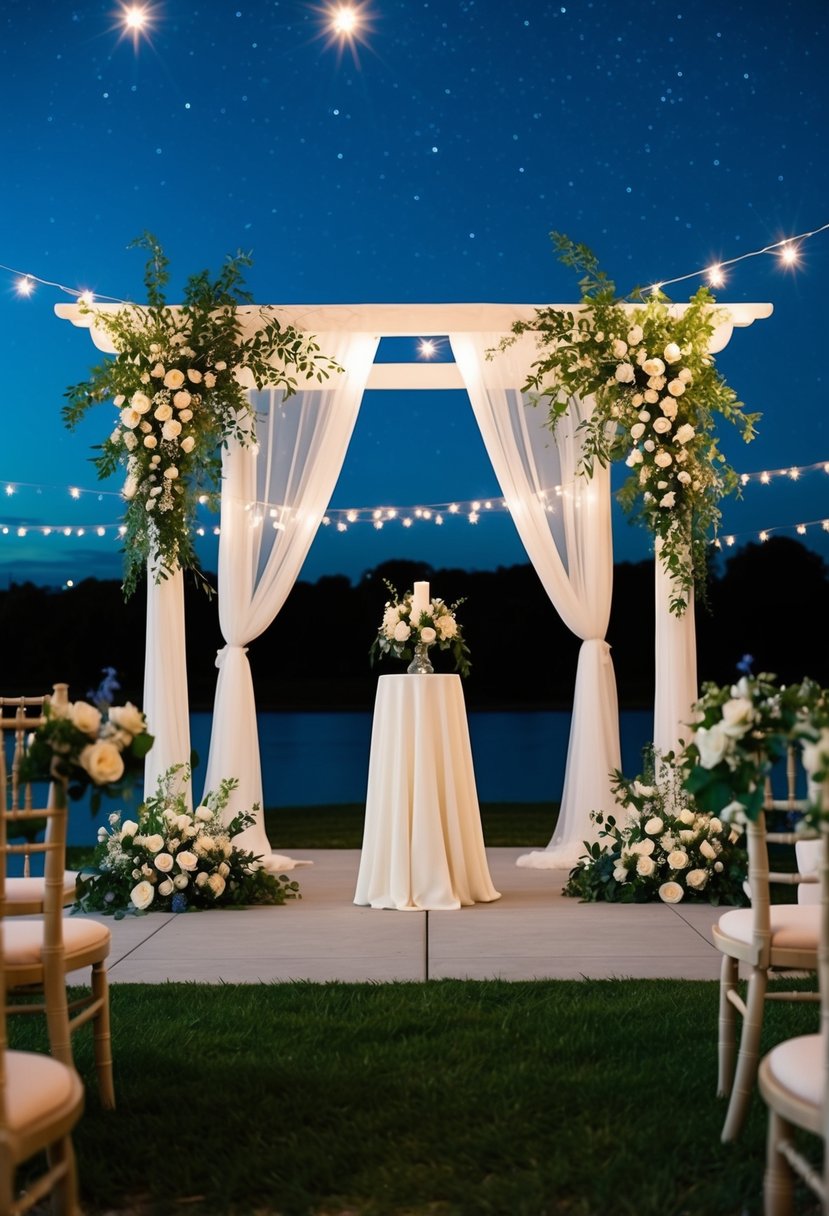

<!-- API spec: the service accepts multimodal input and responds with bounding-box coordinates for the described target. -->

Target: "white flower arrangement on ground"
[564,752,748,905]
[20,695,153,810]
[502,234,759,615]
[63,234,340,598]
[369,580,471,677]
[75,764,300,917]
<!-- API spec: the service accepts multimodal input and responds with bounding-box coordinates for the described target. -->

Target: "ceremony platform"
[82,848,724,985]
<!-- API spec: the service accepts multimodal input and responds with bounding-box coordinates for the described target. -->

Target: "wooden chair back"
[0,686,69,881]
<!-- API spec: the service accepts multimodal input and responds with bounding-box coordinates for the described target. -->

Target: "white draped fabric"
[450,332,621,869]
[653,538,698,756]
[143,559,192,806]
[202,331,379,867]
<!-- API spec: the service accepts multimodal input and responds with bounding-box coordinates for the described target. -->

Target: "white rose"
[144,833,165,854]
[675,423,695,445]
[679,829,696,844]
[164,466,179,479]
[71,699,102,736]
[648,375,666,391]
[663,342,682,364]
[123,474,138,499]
[695,722,730,768]
[615,363,635,384]
[654,451,673,468]
[393,621,411,642]
[108,702,146,736]
[642,358,665,376]
[678,367,692,383]
[150,362,166,378]
[667,849,689,870]
[643,439,655,452]
[143,435,158,449]
[186,368,202,383]
[140,421,152,433]
[110,427,122,445]
[162,419,182,440]
[630,422,646,441]
[627,325,643,346]
[644,389,659,404]
[611,339,628,358]
[180,435,196,454]
[120,406,141,429]
[677,470,691,485]
[173,390,192,409]
[123,431,137,451]
[176,850,199,872]
[420,626,437,644]
[154,852,174,873]
[660,396,678,419]
[215,360,227,371]
[700,839,717,861]
[659,492,676,509]
[636,855,656,877]
[113,393,126,407]
[644,816,664,836]
[195,807,212,822]
[686,868,709,891]
[79,740,125,785]
[708,817,723,835]
[721,697,754,738]
[120,819,139,839]
[631,839,655,856]
[130,880,155,910]
[203,371,217,388]
[613,865,629,883]
[679,808,696,826]
[131,391,152,413]
[652,417,672,434]
[195,872,209,887]
[163,368,185,389]
[178,408,194,422]
[659,881,684,903]
[154,403,173,422]
[626,450,643,467]
[173,873,189,889]
[632,394,644,407]
[207,873,226,898]
[668,379,685,397]
[158,878,174,897]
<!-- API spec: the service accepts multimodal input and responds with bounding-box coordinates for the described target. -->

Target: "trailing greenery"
[10,980,821,1215]
[504,233,760,614]
[63,234,341,597]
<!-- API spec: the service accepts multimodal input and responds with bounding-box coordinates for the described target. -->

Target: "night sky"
[1,0,827,590]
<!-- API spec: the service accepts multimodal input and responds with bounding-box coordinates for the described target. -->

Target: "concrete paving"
[68,848,726,985]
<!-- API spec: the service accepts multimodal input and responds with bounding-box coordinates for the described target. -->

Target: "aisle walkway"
[82,849,724,984]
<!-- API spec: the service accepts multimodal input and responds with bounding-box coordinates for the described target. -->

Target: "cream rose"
[120,819,139,839]
[660,396,678,419]
[176,850,199,872]
[659,491,676,509]
[72,699,102,737]
[178,408,194,422]
[154,403,173,422]
[642,357,665,376]
[721,697,754,738]
[393,621,411,642]
[420,626,437,644]
[130,880,155,910]
[180,435,196,454]
[203,371,217,387]
[668,379,686,397]
[686,868,709,891]
[652,417,672,434]
[677,470,692,485]
[667,849,689,870]
[120,406,141,429]
[615,363,635,384]
[158,878,174,897]
[150,362,166,378]
[79,740,125,785]
[163,368,185,389]
[173,873,189,889]
[654,451,673,468]
[437,615,457,639]
[131,391,152,413]
[695,722,730,768]
[186,368,202,383]
[611,339,628,359]
[162,419,182,440]
[644,389,659,404]
[207,873,226,898]
[636,855,656,877]
[644,817,664,837]
[663,342,682,364]
[144,833,165,854]
[173,389,192,409]
[630,422,646,441]
[108,702,146,736]
[675,423,695,445]
[659,881,684,904]
[700,839,717,861]
[164,466,179,479]
[627,325,643,346]
[626,450,643,467]
[154,852,174,873]
[143,435,158,449]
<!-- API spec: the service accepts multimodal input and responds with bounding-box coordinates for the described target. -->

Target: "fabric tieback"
[215,644,249,669]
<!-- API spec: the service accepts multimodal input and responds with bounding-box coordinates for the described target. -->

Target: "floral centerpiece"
[75,765,300,917]
[369,580,471,677]
[684,673,820,823]
[564,752,747,905]
[503,234,759,615]
[21,696,153,810]
[63,234,341,597]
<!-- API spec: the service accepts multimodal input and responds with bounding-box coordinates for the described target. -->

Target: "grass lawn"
[11,979,822,1216]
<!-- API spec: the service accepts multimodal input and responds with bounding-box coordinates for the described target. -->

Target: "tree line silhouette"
[1,536,826,712]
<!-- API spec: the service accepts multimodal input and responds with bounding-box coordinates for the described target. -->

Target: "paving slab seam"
[670,904,720,949]
[107,916,179,973]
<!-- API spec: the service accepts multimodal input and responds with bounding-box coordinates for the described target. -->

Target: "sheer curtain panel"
[202,331,379,867]
[450,332,621,868]
[653,540,698,755]
[143,559,192,805]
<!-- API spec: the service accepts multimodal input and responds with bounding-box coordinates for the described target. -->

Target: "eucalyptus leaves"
[506,234,760,615]
[64,234,340,597]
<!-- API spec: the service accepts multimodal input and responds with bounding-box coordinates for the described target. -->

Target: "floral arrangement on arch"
[20,696,153,810]
[75,764,301,917]
[685,671,825,823]
[369,581,471,677]
[63,234,341,598]
[503,234,760,615]
[564,751,748,906]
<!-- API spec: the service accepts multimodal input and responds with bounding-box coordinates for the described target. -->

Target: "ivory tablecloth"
[354,674,501,911]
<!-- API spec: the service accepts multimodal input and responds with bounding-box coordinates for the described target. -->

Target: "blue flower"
[736,654,754,676]
[170,893,188,914]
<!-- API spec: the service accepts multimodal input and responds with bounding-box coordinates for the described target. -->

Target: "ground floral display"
[75,765,300,916]
[63,234,340,597]
[564,752,748,905]
[504,234,759,615]
[369,580,471,677]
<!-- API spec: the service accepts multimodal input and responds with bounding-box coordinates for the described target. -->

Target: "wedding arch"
[56,299,772,869]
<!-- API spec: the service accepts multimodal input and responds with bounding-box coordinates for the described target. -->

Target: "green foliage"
[502,233,760,615]
[63,233,341,598]
[75,763,301,915]
[564,750,748,905]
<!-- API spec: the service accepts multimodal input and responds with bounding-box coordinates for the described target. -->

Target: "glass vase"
[407,641,434,674]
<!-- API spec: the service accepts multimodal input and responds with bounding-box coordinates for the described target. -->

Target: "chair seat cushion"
[717,904,820,951]
[764,1034,823,1108]
[4,872,78,905]
[2,917,111,967]
[4,1050,82,1133]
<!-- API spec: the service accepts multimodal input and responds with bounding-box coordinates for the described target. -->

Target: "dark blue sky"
[1,0,827,588]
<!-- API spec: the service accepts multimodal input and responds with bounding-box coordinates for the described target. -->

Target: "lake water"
[64,708,654,845]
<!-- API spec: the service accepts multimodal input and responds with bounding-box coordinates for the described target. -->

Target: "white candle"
[411,580,430,622]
